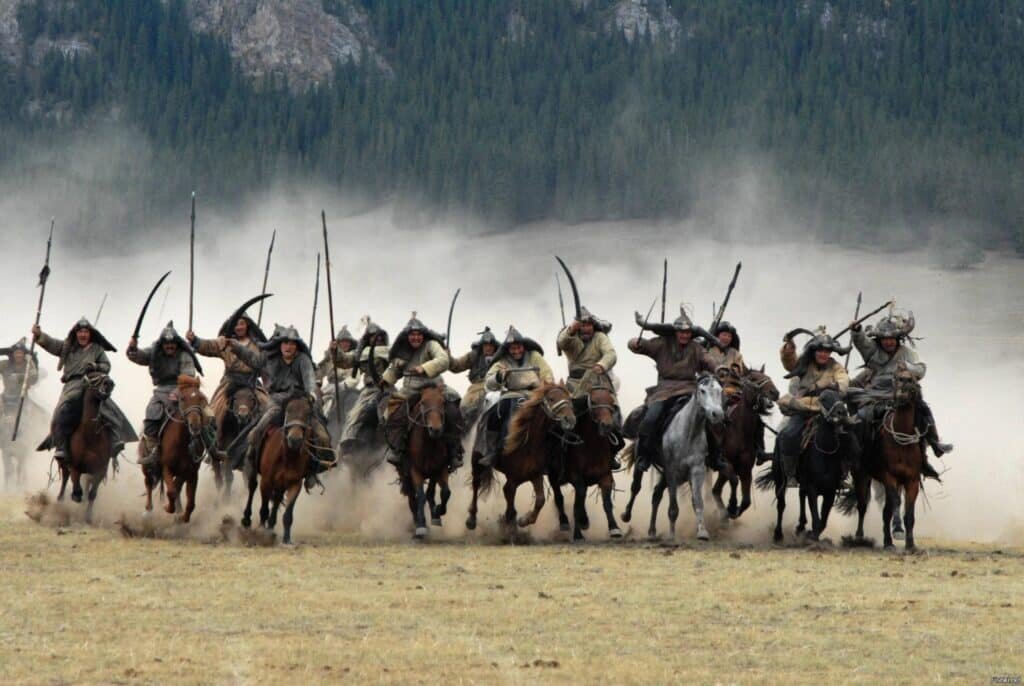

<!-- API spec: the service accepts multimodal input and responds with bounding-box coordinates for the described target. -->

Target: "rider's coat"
[779,340,850,413]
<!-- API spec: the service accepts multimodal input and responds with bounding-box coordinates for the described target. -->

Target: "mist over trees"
[2,0,1022,252]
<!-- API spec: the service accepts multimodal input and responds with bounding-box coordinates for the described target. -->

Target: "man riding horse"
[707,321,746,381]
[225,324,334,488]
[335,321,390,453]
[317,325,357,386]
[448,326,498,427]
[0,338,39,421]
[130,322,215,467]
[776,327,857,486]
[627,308,726,472]
[380,316,464,471]
[187,309,269,454]
[32,319,136,464]
[477,326,555,467]
[556,307,622,470]
[849,311,952,458]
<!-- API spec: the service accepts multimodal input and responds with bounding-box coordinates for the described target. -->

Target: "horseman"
[448,326,498,426]
[627,309,725,472]
[335,320,390,452]
[556,307,622,470]
[477,326,555,467]
[224,324,333,488]
[316,325,357,386]
[776,327,855,486]
[850,312,952,458]
[0,338,39,419]
[187,310,269,450]
[32,319,136,463]
[129,322,214,467]
[707,321,746,377]
[380,316,464,471]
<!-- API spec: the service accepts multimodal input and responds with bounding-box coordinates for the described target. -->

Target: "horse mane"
[504,384,555,454]
[177,375,200,390]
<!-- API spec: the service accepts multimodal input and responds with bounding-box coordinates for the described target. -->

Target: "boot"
[925,425,953,457]
[705,443,728,472]
[137,435,160,466]
[782,452,798,488]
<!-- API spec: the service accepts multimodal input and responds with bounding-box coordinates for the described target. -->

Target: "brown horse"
[397,385,452,539]
[848,368,927,550]
[466,383,576,535]
[211,385,258,499]
[244,391,315,544]
[142,376,208,522]
[549,383,622,541]
[58,372,115,523]
[710,366,779,520]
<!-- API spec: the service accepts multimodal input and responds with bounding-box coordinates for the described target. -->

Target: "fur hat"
[389,313,445,361]
[712,321,741,350]
[217,313,267,343]
[576,306,612,333]
[494,325,544,359]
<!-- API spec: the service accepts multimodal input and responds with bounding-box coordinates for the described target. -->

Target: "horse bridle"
[541,387,573,422]
[409,396,445,430]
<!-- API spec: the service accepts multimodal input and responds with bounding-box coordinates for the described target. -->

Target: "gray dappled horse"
[648,373,725,541]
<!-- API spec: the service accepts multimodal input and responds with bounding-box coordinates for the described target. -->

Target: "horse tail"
[836,487,860,516]
[754,465,776,492]
[619,441,636,469]
[475,461,497,497]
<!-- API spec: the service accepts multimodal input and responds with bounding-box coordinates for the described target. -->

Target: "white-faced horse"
[648,373,725,541]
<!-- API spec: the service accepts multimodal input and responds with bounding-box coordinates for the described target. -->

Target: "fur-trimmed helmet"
[783,326,850,379]
[712,321,740,350]
[217,313,267,343]
[867,312,915,342]
[495,325,544,359]
[472,326,499,350]
[390,313,445,361]
[576,306,612,334]
[259,323,311,358]
[151,321,204,374]
[334,325,357,346]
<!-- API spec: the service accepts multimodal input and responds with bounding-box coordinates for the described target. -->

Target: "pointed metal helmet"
[160,321,180,343]
[335,325,357,344]
[496,325,544,357]
[10,337,29,353]
[577,306,612,333]
[868,312,915,342]
[803,326,850,355]
[278,325,303,342]
[672,308,694,331]
[473,326,498,349]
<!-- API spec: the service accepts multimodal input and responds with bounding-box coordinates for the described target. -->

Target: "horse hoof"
[516,518,532,528]
[71,493,82,504]
[572,533,585,543]
[893,530,905,541]
[241,518,251,528]
[465,517,476,531]
[431,517,442,527]
[559,521,571,533]
[620,511,632,523]
[414,527,428,539]
[647,533,659,542]
[579,518,591,531]
[609,528,624,539]
[697,533,710,542]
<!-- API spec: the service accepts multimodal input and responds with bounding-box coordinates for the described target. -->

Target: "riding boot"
[634,436,652,473]
[138,435,160,466]
[705,439,728,472]
[924,424,953,457]
[782,452,798,488]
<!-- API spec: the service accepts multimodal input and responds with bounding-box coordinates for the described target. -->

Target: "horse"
[845,368,928,550]
[756,389,855,543]
[1,404,32,489]
[58,372,115,523]
[142,376,208,522]
[710,366,779,520]
[549,382,622,541]
[396,384,452,538]
[211,385,258,499]
[465,383,576,536]
[644,373,725,541]
[243,390,314,544]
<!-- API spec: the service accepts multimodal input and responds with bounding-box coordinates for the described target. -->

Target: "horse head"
[84,371,114,401]
[176,375,207,438]
[541,383,576,432]
[892,366,920,408]
[417,384,446,439]
[587,383,616,436]
[818,389,851,427]
[742,366,780,412]
[283,389,313,452]
[231,386,258,424]
[695,372,725,425]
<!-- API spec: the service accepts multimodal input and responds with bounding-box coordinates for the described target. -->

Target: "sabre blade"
[844,291,863,370]
[257,230,276,327]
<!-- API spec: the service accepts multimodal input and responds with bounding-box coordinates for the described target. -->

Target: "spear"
[94,292,108,325]
[188,191,196,331]
[257,230,276,328]
[12,219,54,442]
[636,297,658,338]
[310,253,321,347]
[711,262,742,331]
[834,300,894,339]
[661,258,668,323]
[844,292,862,370]
[321,211,342,422]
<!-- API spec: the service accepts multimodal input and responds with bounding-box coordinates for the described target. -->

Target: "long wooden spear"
[13,219,54,441]
[188,192,196,331]
[310,253,321,348]
[321,212,342,422]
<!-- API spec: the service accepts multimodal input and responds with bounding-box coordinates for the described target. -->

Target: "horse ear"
[759,363,765,373]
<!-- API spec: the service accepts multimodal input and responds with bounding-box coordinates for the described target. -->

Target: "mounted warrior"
[317,325,358,386]
[129,321,215,467]
[187,302,270,454]
[0,338,40,424]
[335,320,390,452]
[849,311,952,458]
[448,326,498,426]
[626,308,726,472]
[380,315,464,471]
[775,327,857,486]
[317,325,360,438]
[224,324,333,487]
[33,319,136,462]
[476,326,555,467]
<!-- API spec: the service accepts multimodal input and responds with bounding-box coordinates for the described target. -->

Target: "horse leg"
[241,463,258,528]
[549,475,571,533]
[903,479,920,551]
[85,474,101,524]
[773,477,786,544]
[621,467,644,523]
[223,464,234,499]
[412,470,428,539]
[804,487,823,541]
[736,470,753,519]
[426,480,439,525]
[599,474,622,539]
[259,478,272,529]
[465,459,481,531]
[691,465,710,541]
[70,467,84,503]
[502,479,518,534]
[163,465,177,515]
[881,481,898,548]
[434,472,451,524]
[666,472,680,539]
[517,476,546,528]
[281,483,301,545]
[892,489,905,541]
[57,463,70,501]
[571,481,588,542]
[269,489,282,529]
[854,472,870,541]
[648,474,667,539]
[727,472,741,519]
[212,460,224,498]
[818,489,836,539]
[795,488,807,535]
[181,474,197,523]
[711,470,729,516]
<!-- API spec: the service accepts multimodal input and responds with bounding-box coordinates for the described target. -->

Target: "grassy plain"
[0,488,1022,685]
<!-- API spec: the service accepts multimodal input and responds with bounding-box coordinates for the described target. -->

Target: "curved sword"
[132,271,172,340]
[445,288,461,350]
[554,256,582,321]
[226,293,274,335]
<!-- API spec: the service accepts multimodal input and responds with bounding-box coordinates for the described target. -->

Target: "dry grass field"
[1,481,1022,686]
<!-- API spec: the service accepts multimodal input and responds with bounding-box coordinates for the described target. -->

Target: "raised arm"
[556,326,584,357]
[127,345,153,366]
[448,350,475,374]
[229,340,266,370]
[780,339,798,372]
[34,330,65,358]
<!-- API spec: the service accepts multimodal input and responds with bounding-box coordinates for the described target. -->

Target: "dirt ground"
[1,480,1022,686]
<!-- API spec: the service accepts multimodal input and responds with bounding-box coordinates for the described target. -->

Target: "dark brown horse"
[549,383,622,541]
[58,372,115,523]
[397,385,452,539]
[710,366,779,520]
[211,385,258,499]
[142,376,208,522]
[244,391,315,544]
[466,383,576,535]
[848,368,927,550]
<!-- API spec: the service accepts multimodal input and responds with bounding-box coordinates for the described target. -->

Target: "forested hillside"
[1,0,1022,251]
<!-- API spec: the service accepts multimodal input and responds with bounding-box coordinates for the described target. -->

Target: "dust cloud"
[0,178,1021,545]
